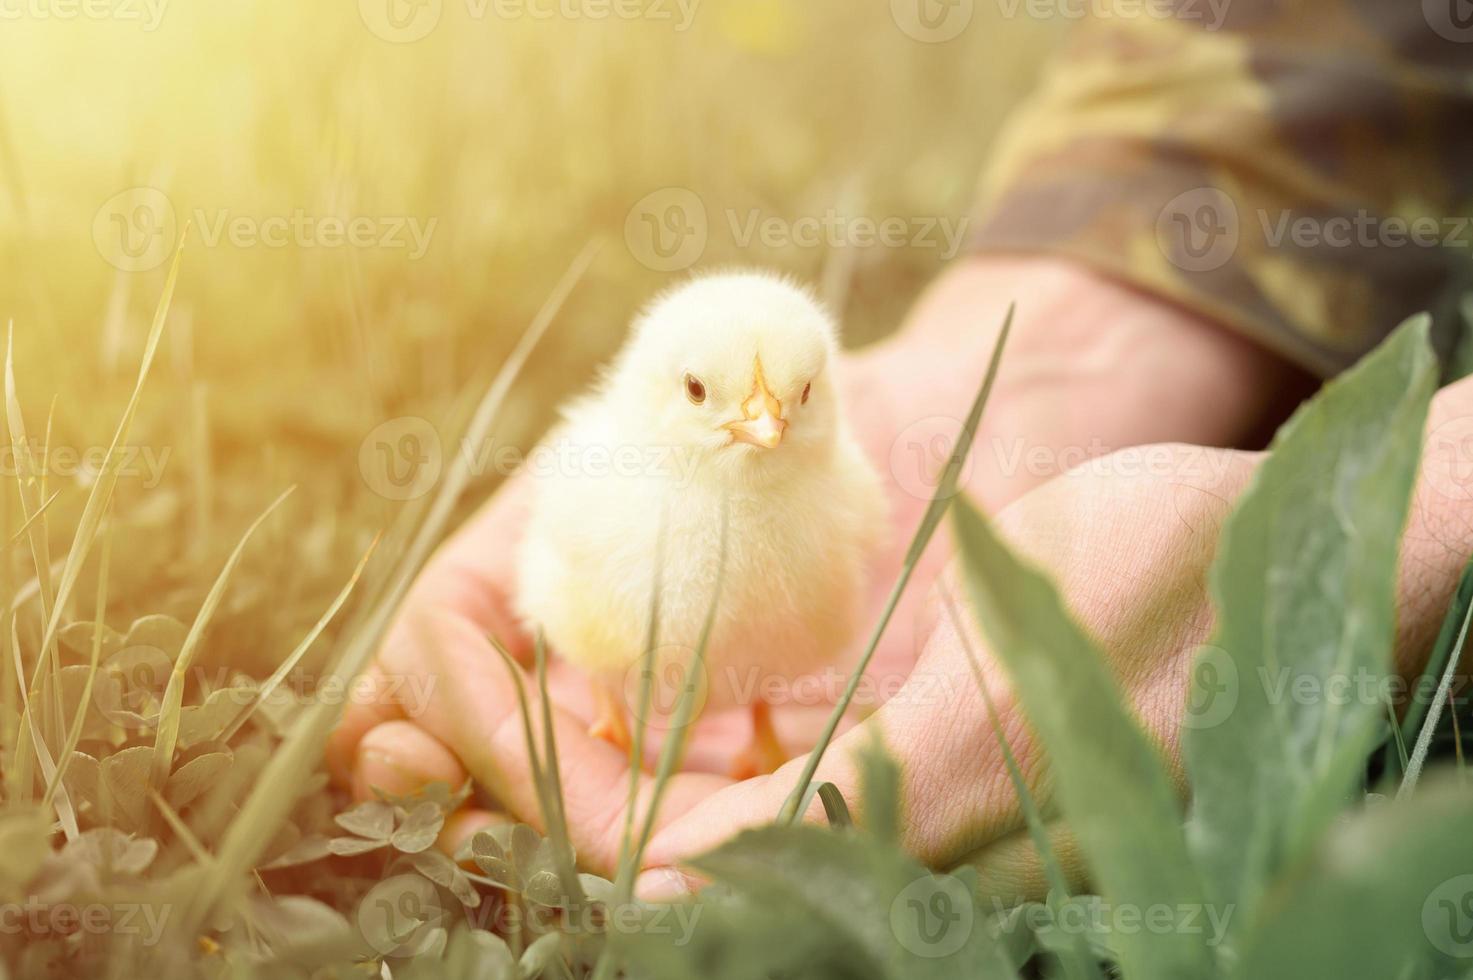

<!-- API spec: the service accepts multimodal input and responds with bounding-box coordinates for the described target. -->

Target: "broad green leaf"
[1235,781,1473,980]
[856,734,899,844]
[940,586,1104,980]
[1184,317,1437,931]
[952,498,1214,980]
[674,824,1016,980]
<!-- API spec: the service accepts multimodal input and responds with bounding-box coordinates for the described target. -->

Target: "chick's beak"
[724,356,787,449]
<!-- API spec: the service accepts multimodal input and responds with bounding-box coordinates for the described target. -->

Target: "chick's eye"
[684,373,706,405]
[801,382,811,405]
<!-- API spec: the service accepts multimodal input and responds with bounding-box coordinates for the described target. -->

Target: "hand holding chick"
[516,272,885,777]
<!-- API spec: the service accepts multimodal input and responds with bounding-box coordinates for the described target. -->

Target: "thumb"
[637,749,852,899]
[640,603,1032,892]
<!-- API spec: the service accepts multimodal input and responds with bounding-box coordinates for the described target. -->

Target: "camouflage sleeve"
[969,0,1473,378]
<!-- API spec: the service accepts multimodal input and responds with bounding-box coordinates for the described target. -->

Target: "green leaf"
[1395,554,1473,789]
[1184,316,1438,932]
[391,801,446,854]
[164,751,232,810]
[1234,780,1473,979]
[334,800,395,840]
[63,828,158,876]
[817,782,853,830]
[680,824,1015,980]
[855,735,898,843]
[520,931,565,978]
[410,848,482,908]
[952,498,1214,980]
[327,836,388,856]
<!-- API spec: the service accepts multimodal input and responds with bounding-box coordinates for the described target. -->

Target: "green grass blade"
[1392,553,1473,777]
[185,244,587,931]
[778,303,1014,824]
[39,227,188,656]
[617,512,667,877]
[1184,316,1437,930]
[2,489,58,554]
[42,513,114,812]
[952,498,1215,980]
[534,630,586,906]
[217,535,379,743]
[939,587,1104,980]
[625,504,729,893]
[816,783,852,830]
[150,487,294,798]
[9,614,77,838]
[1399,595,1473,798]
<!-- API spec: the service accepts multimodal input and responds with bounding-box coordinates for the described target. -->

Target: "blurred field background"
[0,0,1057,703]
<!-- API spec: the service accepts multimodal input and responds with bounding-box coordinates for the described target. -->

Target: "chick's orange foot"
[728,700,787,780]
[587,683,632,755]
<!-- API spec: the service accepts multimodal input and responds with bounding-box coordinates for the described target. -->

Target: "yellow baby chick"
[516,271,884,778]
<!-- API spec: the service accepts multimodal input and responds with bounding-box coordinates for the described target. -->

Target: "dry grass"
[0,3,1061,974]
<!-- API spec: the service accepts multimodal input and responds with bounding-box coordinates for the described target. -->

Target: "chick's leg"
[587,680,632,754]
[730,698,786,780]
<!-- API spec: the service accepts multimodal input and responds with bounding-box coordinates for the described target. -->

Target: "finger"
[327,479,536,788]
[408,475,537,661]
[350,718,467,801]
[401,607,733,875]
[644,584,1034,873]
[957,821,1086,906]
[326,662,407,787]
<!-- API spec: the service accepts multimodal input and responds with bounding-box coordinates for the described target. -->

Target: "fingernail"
[634,867,694,902]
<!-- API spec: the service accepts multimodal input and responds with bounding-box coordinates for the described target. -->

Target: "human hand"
[325,254,1305,873]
